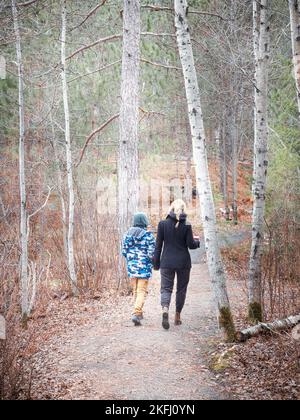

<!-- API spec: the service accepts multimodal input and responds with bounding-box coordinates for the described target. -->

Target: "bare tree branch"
[76,114,120,167]
[67,31,177,62]
[70,0,107,32]
[188,10,226,20]
[141,4,173,12]
[68,60,121,83]
[27,186,52,241]
[66,34,122,61]
[17,0,39,6]
[141,4,226,20]
[141,58,181,71]
[141,31,176,38]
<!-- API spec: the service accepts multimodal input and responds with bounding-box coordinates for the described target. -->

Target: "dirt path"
[40,263,227,400]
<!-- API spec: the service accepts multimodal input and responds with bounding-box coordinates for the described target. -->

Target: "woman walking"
[153,199,200,330]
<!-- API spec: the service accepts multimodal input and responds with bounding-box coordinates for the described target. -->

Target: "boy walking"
[122,213,155,326]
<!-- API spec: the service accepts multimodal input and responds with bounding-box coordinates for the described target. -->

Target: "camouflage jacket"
[122,227,156,279]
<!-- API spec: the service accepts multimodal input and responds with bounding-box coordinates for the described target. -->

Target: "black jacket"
[153,212,200,270]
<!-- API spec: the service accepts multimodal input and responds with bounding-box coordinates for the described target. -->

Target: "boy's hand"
[194,235,200,240]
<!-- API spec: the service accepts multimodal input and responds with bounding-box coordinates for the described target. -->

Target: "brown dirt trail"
[40,263,227,400]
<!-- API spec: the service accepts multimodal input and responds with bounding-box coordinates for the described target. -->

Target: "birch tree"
[118,0,141,239]
[220,121,230,220]
[50,112,68,264]
[174,0,235,341]
[12,0,28,325]
[249,0,270,323]
[288,0,300,118]
[61,0,77,294]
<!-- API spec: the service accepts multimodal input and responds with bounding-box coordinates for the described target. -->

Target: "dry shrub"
[262,215,300,319]
[0,213,48,400]
[222,218,300,322]
[75,204,119,294]
[0,280,41,400]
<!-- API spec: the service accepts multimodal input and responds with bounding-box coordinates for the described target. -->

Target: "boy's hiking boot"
[175,312,182,326]
[162,308,170,330]
[132,314,142,326]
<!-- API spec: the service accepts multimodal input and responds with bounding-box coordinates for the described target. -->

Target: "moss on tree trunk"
[248,302,263,323]
[219,307,236,342]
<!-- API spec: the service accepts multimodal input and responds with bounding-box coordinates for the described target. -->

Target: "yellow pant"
[131,278,149,316]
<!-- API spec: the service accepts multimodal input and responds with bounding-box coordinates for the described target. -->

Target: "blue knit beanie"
[133,212,149,229]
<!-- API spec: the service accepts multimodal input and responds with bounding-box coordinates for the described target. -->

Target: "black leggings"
[160,268,191,313]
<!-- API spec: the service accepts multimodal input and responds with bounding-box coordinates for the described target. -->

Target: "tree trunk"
[118,0,140,237]
[221,117,230,221]
[61,0,77,294]
[117,0,140,286]
[237,313,300,342]
[231,115,238,225]
[289,0,300,118]
[185,115,193,205]
[174,0,235,342]
[248,0,270,323]
[50,112,68,264]
[12,0,29,326]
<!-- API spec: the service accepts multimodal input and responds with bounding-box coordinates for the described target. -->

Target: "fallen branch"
[76,113,119,167]
[237,313,300,343]
[66,34,122,61]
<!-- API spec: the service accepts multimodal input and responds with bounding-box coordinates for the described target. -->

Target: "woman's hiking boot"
[162,307,170,330]
[132,314,142,326]
[175,312,182,326]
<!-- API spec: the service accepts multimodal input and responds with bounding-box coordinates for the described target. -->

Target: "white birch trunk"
[174,0,235,341]
[221,122,230,220]
[289,0,300,118]
[185,118,193,205]
[118,0,140,236]
[61,0,77,294]
[249,0,270,322]
[237,313,300,342]
[12,0,29,324]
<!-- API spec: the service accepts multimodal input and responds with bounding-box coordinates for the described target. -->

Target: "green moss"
[21,313,28,330]
[248,302,263,324]
[219,307,236,343]
[210,347,236,372]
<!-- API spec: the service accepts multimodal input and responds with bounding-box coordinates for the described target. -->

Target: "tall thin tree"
[248,0,270,323]
[289,0,300,118]
[117,0,141,283]
[12,0,28,325]
[174,0,235,341]
[61,0,77,294]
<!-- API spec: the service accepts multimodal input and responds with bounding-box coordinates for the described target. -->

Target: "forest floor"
[31,263,228,400]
